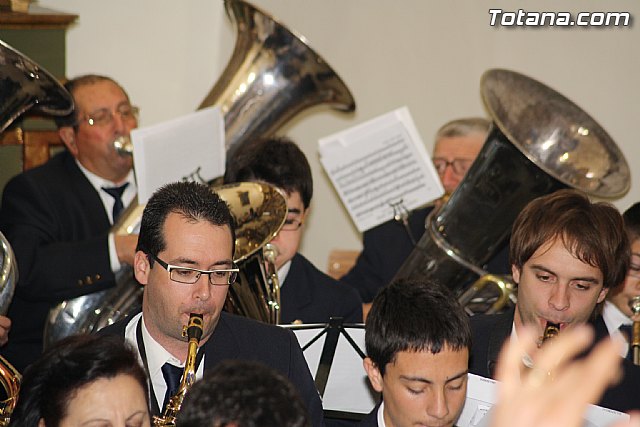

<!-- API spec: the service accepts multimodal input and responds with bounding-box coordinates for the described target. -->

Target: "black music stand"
[284,318,379,421]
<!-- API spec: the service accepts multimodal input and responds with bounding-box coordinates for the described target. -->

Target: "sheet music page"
[132,106,225,204]
[457,374,629,427]
[318,106,443,232]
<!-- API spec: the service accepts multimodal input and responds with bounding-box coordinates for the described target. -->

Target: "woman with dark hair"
[9,334,149,427]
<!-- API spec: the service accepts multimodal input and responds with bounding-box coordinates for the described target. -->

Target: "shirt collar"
[277,259,292,288]
[75,158,135,190]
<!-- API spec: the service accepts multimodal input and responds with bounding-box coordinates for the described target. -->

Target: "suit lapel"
[486,310,514,378]
[281,254,312,320]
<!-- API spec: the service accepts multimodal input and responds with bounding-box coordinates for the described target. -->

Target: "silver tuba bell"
[394,68,630,313]
[199,0,356,159]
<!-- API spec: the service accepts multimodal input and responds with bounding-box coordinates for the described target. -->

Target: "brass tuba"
[394,69,630,313]
[0,38,74,426]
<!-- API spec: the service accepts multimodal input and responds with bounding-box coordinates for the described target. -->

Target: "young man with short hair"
[360,278,471,427]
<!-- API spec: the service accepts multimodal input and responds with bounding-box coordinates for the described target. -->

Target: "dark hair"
[223,137,313,209]
[9,334,148,427]
[365,279,471,376]
[136,181,236,263]
[510,189,629,289]
[54,74,130,128]
[623,202,640,243]
[176,360,310,427]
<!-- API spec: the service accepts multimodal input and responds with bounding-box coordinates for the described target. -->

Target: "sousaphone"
[395,69,630,313]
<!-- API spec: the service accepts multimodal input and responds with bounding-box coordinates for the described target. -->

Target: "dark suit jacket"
[356,403,379,427]
[341,206,510,303]
[0,151,116,371]
[470,310,640,412]
[98,311,325,427]
[282,253,363,324]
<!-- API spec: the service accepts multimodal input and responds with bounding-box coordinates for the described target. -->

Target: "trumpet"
[153,313,203,426]
[628,296,640,365]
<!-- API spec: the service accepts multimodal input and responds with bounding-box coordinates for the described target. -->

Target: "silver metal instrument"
[394,69,630,314]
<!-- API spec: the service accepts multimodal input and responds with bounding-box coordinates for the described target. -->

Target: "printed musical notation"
[132,106,225,204]
[319,107,443,232]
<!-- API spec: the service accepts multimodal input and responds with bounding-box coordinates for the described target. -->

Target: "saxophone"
[153,313,203,427]
[540,321,560,346]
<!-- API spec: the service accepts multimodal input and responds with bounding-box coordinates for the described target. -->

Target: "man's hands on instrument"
[0,316,11,346]
[490,325,633,427]
[115,234,138,266]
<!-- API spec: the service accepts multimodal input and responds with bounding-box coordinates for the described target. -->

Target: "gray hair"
[435,117,491,141]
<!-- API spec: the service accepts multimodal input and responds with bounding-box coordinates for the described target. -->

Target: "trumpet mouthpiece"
[113,136,133,156]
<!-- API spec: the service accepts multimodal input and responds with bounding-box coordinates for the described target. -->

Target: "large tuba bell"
[394,68,630,313]
[199,0,356,159]
[0,39,74,425]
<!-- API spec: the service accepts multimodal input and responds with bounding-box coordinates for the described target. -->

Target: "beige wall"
[39,0,640,270]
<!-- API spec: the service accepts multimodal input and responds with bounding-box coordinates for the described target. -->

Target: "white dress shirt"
[75,160,136,272]
[124,312,205,412]
[602,300,632,358]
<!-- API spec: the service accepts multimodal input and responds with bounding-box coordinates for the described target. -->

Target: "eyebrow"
[287,208,302,215]
[400,369,468,384]
[529,264,600,284]
[170,257,234,268]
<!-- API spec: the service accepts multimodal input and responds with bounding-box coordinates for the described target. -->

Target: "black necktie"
[619,324,634,361]
[160,362,183,411]
[101,182,129,222]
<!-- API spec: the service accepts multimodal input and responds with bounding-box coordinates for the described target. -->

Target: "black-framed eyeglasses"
[432,157,474,176]
[79,104,140,127]
[146,252,238,286]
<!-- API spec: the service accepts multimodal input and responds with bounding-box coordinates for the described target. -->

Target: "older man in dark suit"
[0,74,139,371]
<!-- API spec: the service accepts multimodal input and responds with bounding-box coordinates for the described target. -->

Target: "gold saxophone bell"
[153,313,204,427]
[628,296,640,365]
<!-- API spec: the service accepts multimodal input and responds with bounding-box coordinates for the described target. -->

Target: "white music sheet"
[132,106,225,204]
[457,374,629,427]
[318,106,443,232]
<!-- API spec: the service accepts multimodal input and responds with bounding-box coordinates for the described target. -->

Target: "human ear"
[363,357,384,393]
[59,127,78,156]
[133,251,150,286]
[511,265,521,284]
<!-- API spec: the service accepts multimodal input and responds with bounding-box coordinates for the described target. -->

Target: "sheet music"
[457,374,629,427]
[132,106,225,204]
[318,106,443,232]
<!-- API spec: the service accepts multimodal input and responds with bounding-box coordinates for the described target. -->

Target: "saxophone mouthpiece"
[540,321,560,346]
[187,313,204,341]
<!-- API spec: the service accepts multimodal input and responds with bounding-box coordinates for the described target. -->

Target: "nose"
[426,387,450,420]
[192,274,212,301]
[548,284,570,311]
[439,166,460,194]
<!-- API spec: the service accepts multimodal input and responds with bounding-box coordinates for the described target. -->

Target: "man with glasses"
[603,202,640,361]
[224,137,363,324]
[99,181,324,426]
[342,118,507,316]
[0,74,139,370]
